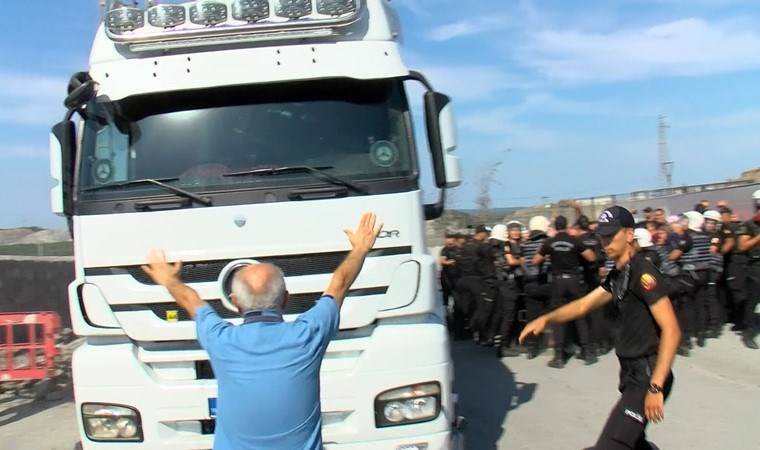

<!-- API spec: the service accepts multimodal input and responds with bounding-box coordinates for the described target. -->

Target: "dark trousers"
[725,261,748,327]
[746,260,760,334]
[550,274,588,349]
[671,275,696,339]
[456,276,493,336]
[441,273,454,306]
[452,276,478,338]
[703,271,723,332]
[524,282,551,349]
[595,355,674,449]
[689,270,712,335]
[490,281,519,345]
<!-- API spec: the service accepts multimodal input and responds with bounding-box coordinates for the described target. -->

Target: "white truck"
[51,1,463,448]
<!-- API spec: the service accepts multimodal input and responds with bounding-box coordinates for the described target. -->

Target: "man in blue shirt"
[141,212,383,450]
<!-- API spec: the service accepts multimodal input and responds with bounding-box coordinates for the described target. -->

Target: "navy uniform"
[452,232,478,339]
[704,219,725,339]
[595,252,675,450]
[536,216,596,367]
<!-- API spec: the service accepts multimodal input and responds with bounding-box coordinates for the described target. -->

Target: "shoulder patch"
[640,273,657,291]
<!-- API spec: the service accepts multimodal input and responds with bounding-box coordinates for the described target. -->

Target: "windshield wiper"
[224,166,367,195]
[80,178,212,206]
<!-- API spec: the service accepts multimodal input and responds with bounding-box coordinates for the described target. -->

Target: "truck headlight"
[374,382,441,427]
[82,404,143,442]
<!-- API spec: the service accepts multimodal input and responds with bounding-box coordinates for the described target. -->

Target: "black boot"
[497,346,520,358]
[547,349,565,369]
[582,345,598,366]
[526,345,539,360]
[742,331,759,350]
[696,332,706,348]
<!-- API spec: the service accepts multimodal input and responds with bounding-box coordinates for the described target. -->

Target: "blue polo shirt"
[195,296,340,450]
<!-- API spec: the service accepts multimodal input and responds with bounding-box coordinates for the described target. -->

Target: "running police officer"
[520,206,681,450]
[521,216,552,359]
[533,215,597,368]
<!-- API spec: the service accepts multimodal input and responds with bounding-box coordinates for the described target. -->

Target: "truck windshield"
[76,78,416,202]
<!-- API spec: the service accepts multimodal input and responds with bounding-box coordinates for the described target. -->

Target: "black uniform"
[676,231,712,345]
[491,239,522,353]
[538,231,591,356]
[440,244,459,306]
[723,222,748,328]
[579,231,607,353]
[743,220,760,339]
[521,232,552,356]
[458,239,497,341]
[452,241,479,339]
[595,252,674,449]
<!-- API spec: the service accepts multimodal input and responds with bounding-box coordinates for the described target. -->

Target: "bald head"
[230,263,286,313]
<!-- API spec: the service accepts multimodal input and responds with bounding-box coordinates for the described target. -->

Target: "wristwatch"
[648,383,663,394]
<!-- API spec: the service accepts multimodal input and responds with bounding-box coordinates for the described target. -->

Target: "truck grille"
[85,246,410,284]
[111,286,387,319]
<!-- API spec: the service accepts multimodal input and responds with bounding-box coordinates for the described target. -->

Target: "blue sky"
[2,0,759,227]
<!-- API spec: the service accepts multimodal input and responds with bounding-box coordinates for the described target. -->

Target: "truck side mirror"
[423,92,461,189]
[51,121,76,217]
[65,72,98,110]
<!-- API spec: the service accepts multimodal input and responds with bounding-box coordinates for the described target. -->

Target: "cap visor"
[596,224,621,236]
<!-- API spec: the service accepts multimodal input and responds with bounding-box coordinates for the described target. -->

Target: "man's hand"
[343,212,383,255]
[326,212,383,310]
[141,249,207,320]
[518,316,547,344]
[645,392,664,423]
[141,249,182,286]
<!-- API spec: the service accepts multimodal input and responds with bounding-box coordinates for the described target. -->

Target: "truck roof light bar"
[103,0,362,45]
[129,26,332,52]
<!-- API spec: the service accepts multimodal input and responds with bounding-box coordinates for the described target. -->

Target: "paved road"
[1,329,757,449]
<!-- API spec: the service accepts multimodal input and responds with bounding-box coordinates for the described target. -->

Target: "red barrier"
[0,312,62,382]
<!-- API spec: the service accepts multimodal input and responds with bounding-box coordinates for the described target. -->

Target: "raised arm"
[141,249,208,319]
[324,212,383,310]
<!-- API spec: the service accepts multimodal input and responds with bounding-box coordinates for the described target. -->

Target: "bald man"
[142,212,383,450]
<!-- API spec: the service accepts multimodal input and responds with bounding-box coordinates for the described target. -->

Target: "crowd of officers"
[439,191,760,369]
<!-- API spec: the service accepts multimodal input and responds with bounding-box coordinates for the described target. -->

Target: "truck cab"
[51,1,462,448]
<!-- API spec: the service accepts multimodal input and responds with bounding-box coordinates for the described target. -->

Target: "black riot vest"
[680,231,712,271]
[521,236,548,283]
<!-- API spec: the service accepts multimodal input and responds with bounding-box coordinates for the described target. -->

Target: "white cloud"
[416,65,533,102]
[0,144,48,159]
[426,16,511,42]
[519,18,760,83]
[0,72,67,126]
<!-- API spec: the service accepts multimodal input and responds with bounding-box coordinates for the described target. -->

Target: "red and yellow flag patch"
[640,273,657,291]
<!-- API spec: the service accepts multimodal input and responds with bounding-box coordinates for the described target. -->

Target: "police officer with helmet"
[521,216,553,359]
[491,222,524,357]
[670,212,713,350]
[702,210,725,339]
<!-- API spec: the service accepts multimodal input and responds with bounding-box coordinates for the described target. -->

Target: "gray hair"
[230,264,286,312]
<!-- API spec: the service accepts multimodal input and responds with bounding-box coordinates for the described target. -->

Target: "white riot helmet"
[529,216,551,233]
[703,210,721,222]
[490,224,508,242]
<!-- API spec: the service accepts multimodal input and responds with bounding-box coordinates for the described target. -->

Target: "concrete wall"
[0,258,74,328]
